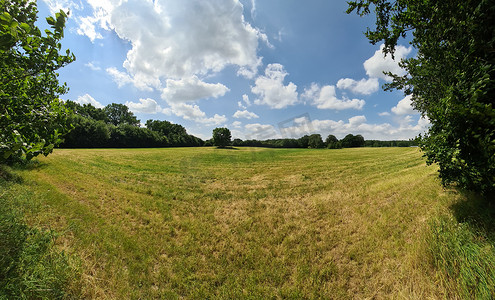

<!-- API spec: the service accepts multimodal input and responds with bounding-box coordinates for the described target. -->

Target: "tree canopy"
[0,0,74,162]
[104,103,139,127]
[212,127,231,148]
[348,0,495,196]
[62,101,203,148]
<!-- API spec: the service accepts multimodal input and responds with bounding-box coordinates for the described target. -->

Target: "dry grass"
[9,147,467,298]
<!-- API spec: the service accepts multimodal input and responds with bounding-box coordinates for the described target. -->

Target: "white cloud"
[336,77,379,95]
[41,0,81,15]
[79,0,263,85]
[238,94,252,109]
[378,111,391,116]
[244,123,279,140]
[348,115,367,126]
[233,110,259,119]
[169,103,227,125]
[391,95,417,115]
[161,76,229,103]
[252,64,299,109]
[242,94,251,106]
[76,15,103,42]
[364,44,412,81]
[106,67,160,91]
[232,121,242,128]
[303,83,365,110]
[125,98,163,114]
[85,61,101,71]
[75,94,104,108]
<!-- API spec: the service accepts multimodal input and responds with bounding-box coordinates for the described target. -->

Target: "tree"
[308,134,324,148]
[0,1,74,162]
[341,134,365,148]
[348,0,495,196]
[104,103,139,126]
[62,115,110,148]
[65,100,107,122]
[298,135,310,148]
[212,127,231,148]
[326,134,341,149]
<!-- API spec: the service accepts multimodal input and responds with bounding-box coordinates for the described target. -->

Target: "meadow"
[1,147,494,299]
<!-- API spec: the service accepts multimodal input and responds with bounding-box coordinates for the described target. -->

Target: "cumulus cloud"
[378,111,391,116]
[78,0,262,81]
[76,15,103,42]
[75,94,104,108]
[336,77,379,95]
[391,95,417,115]
[232,121,242,128]
[364,44,412,81]
[302,83,365,110]
[106,67,160,91]
[244,123,279,140]
[233,110,259,119]
[125,98,163,114]
[169,103,227,125]
[252,64,299,109]
[161,76,229,103]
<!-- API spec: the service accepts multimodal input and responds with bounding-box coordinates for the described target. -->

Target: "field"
[1,147,493,298]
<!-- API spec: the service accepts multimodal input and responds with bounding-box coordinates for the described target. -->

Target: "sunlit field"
[3,147,485,298]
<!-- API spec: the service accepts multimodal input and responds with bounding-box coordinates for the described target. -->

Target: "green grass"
[0,164,80,299]
[2,147,494,298]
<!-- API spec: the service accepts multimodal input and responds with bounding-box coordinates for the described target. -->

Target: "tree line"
[209,128,417,149]
[62,101,203,148]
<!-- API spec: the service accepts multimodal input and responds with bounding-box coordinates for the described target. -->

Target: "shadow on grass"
[426,189,495,298]
[450,191,495,242]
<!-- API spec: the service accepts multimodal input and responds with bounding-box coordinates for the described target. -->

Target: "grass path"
[11,147,464,298]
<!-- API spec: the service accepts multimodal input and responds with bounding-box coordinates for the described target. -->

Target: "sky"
[38,0,429,141]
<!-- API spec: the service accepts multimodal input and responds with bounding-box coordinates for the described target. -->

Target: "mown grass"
[2,147,494,298]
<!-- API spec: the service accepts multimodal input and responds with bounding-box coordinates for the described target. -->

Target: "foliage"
[61,102,203,148]
[325,134,340,149]
[109,124,165,148]
[347,0,495,196]
[63,114,110,148]
[103,103,139,127]
[341,134,365,148]
[65,100,107,122]
[364,139,417,147]
[0,0,75,163]
[0,166,79,298]
[308,134,324,148]
[212,127,231,148]
[231,135,416,149]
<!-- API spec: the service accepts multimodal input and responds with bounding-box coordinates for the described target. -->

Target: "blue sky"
[38,0,428,140]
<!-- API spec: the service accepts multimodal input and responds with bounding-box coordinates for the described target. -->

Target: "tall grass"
[426,193,495,299]
[0,165,80,299]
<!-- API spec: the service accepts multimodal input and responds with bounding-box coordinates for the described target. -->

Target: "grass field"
[2,147,494,298]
